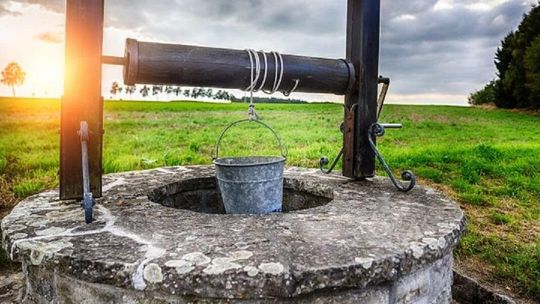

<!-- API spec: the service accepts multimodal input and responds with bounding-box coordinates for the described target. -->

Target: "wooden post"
[343,0,380,178]
[60,0,104,199]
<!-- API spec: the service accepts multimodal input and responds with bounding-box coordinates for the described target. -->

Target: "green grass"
[0,97,539,298]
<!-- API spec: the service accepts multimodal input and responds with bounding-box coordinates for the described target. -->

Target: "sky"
[0,0,537,105]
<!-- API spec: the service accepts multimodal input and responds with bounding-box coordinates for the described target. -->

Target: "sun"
[25,51,64,97]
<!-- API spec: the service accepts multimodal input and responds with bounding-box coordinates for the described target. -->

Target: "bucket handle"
[213,119,288,160]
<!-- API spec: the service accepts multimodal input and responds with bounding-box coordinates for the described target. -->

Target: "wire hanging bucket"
[212,119,287,214]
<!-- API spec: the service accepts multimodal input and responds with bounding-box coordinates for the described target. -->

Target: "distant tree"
[110,81,122,98]
[213,90,223,100]
[469,81,496,105]
[165,85,174,97]
[494,33,517,108]
[152,85,163,96]
[140,85,150,97]
[183,89,190,97]
[491,3,540,108]
[1,62,26,97]
[206,88,213,98]
[524,36,540,107]
[124,85,136,98]
[190,88,200,98]
[173,86,182,96]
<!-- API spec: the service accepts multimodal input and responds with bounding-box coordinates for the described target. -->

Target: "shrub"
[469,81,497,105]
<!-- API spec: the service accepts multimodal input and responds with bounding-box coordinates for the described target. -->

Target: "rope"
[244,49,299,120]
[262,51,284,95]
[245,49,260,120]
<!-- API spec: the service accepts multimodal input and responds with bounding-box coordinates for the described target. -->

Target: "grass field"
[1,97,539,299]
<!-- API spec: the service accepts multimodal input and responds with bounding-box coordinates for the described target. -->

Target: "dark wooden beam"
[344,0,380,178]
[122,39,355,95]
[60,0,104,199]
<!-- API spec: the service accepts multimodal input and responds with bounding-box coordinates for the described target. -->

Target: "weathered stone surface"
[0,271,24,303]
[1,166,465,302]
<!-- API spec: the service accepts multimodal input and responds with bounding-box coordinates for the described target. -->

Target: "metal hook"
[320,148,343,174]
[368,123,416,192]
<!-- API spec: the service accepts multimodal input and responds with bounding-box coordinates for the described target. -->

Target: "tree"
[140,85,150,97]
[110,81,122,99]
[152,85,163,96]
[491,3,540,108]
[524,36,540,107]
[494,33,517,108]
[124,85,137,98]
[1,62,25,97]
[468,81,496,105]
[165,85,174,97]
[173,86,182,96]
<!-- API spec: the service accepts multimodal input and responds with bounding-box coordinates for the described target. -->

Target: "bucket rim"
[213,156,286,167]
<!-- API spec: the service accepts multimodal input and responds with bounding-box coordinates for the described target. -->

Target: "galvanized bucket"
[213,119,287,214]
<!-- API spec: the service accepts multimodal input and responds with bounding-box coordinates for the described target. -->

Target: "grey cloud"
[383,1,528,43]
[8,0,536,99]
[0,3,22,16]
[379,1,532,95]
[9,0,63,13]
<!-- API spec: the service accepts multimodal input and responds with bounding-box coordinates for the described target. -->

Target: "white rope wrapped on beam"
[244,49,299,120]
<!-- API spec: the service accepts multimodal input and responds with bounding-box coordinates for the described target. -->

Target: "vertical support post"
[60,0,104,199]
[343,0,380,179]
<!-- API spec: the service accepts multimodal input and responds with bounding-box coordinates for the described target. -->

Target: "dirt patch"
[0,178,17,210]
[472,103,499,110]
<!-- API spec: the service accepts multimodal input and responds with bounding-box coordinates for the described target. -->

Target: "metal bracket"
[319,104,355,174]
[78,121,95,223]
[368,123,416,192]
[321,75,415,192]
[320,147,343,174]
[377,76,390,118]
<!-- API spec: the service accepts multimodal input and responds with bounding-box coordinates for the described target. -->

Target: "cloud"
[0,3,22,16]
[34,31,63,44]
[11,0,64,13]
[7,0,538,102]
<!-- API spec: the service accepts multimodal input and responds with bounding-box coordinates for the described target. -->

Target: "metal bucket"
[213,119,287,214]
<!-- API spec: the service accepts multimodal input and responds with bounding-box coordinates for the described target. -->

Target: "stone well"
[1,166,465,303]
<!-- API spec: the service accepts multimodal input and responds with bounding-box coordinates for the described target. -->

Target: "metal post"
[344,0,380,179]
[60,0,104,199]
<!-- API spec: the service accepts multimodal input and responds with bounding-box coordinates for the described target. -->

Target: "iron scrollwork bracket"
[368,123,416,192]
[320,76,416,193]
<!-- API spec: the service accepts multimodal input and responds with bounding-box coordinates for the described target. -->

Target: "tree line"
[110,82,236,101]
[109,82,307,103]
[470,2,540,109]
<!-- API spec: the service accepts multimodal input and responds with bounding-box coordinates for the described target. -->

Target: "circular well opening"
[148,177,333,214]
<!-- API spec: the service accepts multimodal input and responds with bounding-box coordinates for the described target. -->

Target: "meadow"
[0,97,539,299]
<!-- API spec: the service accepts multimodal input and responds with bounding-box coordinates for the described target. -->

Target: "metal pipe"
[122,39,355,95]
[379,123,402,129]
[102,55,126,66]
